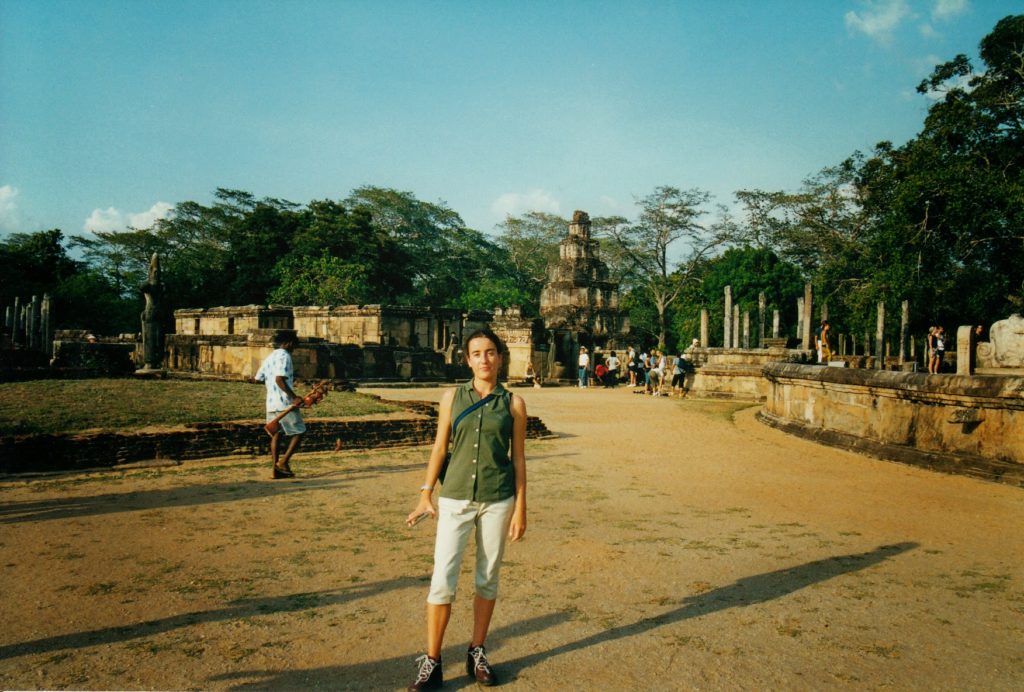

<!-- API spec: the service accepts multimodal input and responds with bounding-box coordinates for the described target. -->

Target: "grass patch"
[0,379,400,435]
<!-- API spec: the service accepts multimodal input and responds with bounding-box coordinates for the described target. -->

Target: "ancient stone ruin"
[167,304,491,382]
[153,210,629,385]
[539,210,629,380]
[977,313,1024,369]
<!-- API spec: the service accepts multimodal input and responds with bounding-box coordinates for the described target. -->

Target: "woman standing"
[935,326,946,373]
[406,329,528,690]
[928,326,939,374]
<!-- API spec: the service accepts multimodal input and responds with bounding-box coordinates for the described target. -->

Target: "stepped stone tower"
[540,210,628,377]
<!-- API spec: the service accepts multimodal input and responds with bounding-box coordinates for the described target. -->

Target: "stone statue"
[987,313,1024,368]
[140,253,165,370]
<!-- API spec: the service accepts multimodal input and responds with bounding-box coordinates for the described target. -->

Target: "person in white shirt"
[577,347,590,388]
[255,329,305,478]
[604,351,620,387]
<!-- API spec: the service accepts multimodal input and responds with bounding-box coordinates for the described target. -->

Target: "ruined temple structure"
[127,208,628,385]
[167,304,491,381]
[539,210,629,380]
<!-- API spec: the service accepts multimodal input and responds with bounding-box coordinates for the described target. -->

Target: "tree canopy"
[4,16,1020,348]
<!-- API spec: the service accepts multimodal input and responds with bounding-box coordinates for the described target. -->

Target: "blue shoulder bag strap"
[452,393,495,435]
[440,391,496,483]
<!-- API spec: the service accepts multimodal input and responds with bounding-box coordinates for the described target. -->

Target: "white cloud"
[845,0,912,43]
[129,202,174,229]
[84,207,126,233]
[83,201,172,233]
[0,185,20,233]
[932,0,968,21]
[490,189,561,218]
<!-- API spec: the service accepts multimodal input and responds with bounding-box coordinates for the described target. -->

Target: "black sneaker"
[466,645,496,686]
[408,654,442,691]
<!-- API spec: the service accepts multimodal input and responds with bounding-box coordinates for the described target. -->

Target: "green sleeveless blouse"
[439,380,516,502]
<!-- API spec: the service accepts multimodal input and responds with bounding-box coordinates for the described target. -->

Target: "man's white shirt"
[255,348,295,412]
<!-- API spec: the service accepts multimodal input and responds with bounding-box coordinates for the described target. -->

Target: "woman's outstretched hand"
[406,497,436,527]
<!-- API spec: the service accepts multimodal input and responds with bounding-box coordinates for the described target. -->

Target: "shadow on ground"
[209,542,918,690]
[0,576,425,660]
[0,462,424,524]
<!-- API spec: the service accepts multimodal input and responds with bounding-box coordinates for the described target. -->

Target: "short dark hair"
[463,328,506,357]
[273,329,299,348]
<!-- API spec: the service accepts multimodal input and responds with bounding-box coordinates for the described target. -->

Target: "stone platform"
[759,363,1024,486]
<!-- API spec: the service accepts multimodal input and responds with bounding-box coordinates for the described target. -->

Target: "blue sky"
[0,0,1018,240]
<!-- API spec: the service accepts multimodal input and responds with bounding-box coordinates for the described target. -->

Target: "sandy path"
[0,386,1021,690]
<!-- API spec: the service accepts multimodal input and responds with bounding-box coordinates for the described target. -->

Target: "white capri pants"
[427,495,515,604]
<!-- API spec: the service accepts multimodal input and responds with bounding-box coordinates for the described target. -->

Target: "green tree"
[346,186,504,306]
[294,200,407,301]
[458,277,535,314]
[0,230,141,333]
[270,251,373,305]
[1,229,82,307]
[494,211,566,299]
[53,270,138,334]
[605,186,737,347]
[224,200,303,305]
[682,246,805,346]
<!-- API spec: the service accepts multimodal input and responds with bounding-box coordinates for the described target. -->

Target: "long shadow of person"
[497,542,919,681]
[210,610,575,691]
[208,543,917,690]
[0,576,425,661]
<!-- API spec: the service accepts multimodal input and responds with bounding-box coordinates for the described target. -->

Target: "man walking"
[255,329,305,478]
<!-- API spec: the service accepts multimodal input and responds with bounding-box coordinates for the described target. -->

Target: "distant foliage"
[9,17,1020,342]
[733,14,1024,337]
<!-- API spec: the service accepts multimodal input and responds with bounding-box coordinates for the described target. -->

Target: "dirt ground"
[1,385,1022,691]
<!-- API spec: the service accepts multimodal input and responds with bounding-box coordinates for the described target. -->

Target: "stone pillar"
[4,305,11,334]
[956,325,974,375]
[723,286,732,349]
[772,310,780,339]
[41,293,53,357]
[732,305,740,349]
[13,296,23,343]
[28,294,40,350]
[11,296,19,343]
[875,302,885,370]
[742,311,750,349]
[821,301,829,322]
[140,253,165,370]
[864,331,871,357]
[26,297,34,348]
[22,304,30,345]
[796,297,804,346]
[839,334,846,356]
[898,300,909,365]
[700,309,709,348]
[802,283,813,350]
[758,292,766,348]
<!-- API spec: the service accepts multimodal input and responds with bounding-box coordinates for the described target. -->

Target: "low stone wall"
[165,334,451,382]
[758,363,1024,486]
[0,407,554,474]
[689,347,813,401]
[49,340,137,375]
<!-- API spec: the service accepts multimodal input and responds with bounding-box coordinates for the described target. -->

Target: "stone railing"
[758,363,1024,486]
[0,404,554,474]
[687,347,813,401]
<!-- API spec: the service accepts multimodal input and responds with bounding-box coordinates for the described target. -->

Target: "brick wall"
[1,413,553,474]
